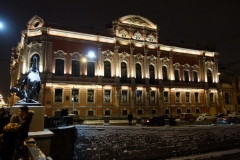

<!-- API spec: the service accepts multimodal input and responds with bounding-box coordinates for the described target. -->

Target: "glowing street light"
[0,22,3,29]
[87,51,95,58]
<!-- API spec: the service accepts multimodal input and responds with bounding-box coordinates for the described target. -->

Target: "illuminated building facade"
[9,15,220,118]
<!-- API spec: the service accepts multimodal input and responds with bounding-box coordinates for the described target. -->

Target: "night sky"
[0,0,240,102]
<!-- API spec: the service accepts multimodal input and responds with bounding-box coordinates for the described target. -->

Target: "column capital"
[114,45,120,51]
[97,44,102,50]
[130,46,134,52]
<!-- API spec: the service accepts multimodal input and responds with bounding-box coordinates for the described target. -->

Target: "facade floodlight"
[87,51,95,58]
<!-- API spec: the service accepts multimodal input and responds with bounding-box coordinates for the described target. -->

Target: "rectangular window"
[121,90,128,103]
[209,93,214,103]
[174,70,179,82]
[72,88,79,103]
[194,92,199,103]
[177,109,181,114]
[105,110,110,115]
[151,110,156,114]
[164,109,169,114]
[72,60,80,77]
[55,89,63,102]
[237,96,240,105]
[176,92,181,103]
[184,70,189,82]
[196,108,200,113]
[122,110,128,115]
[136,90,142,103]
[193,71,198,83]
[185,92,190,103]
[87,90,94,103]
[137,110,143,115]
[87,111,94,116]
[187,109,191,113]
[164,92,169,102]
[104,90,111,102]
[150,91,156,103]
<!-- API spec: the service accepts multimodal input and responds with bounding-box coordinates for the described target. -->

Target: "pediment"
[118,15,157,29]
[26,15,44,29]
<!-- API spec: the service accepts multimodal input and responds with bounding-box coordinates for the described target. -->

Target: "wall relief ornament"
[182,64,190,70]
[28,41,42,55]
[173,63,181,70]
[70,52,82,60]
[148,55,156,65]
[205,60,214,69]
[102,50,113,61]
[192,64,199,70]
[123,18,150,27]
[119,51,129,62]
[161,57,169,66]
[134,53,143,63]
[54,50,67,59]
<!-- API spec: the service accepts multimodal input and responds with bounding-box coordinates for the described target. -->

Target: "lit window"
[104,90,111,102]
[150,91,156,103]
[121,90,128,103]
[176,92,181,103]
[87,90,94,103]
[55,89,63,102]
[185,92,190,103]
[72,89,79,103]
[136,91,142,103]
[164,92,169,102]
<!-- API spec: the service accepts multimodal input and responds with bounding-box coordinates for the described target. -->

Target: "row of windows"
[52,88,205,104]
[119,30,154,42]
[55,59,213,84]
[54,108,201,117]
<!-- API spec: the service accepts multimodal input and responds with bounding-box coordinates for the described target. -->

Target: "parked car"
[180,113,196,121]
[68,114,84,124]
[228,112,240,119]
[217,116,231,124]
[213,113,226,119]
[196,113,213,121]
[143,116,177,126]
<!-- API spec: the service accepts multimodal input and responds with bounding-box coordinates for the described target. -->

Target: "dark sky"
[0,0,240,102]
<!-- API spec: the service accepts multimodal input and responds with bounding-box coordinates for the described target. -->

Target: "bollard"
[136,117,142,127]
[165,119,170,127]
[103,116,110,126]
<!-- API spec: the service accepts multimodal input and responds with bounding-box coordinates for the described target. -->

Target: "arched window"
[149,65,155,83]
[193,71,198,83]
[184,70,189,83]
[104,61,111,78]
[162,66,168,81]
[121,62,127,83]
[174,69,180,82]
[30,54,40,70]
[55,59,64,76]
[135,63,142,83]
[225,92,229,104]
[87,62,95,78]
[207,69,213,84]
[72,60,80,77]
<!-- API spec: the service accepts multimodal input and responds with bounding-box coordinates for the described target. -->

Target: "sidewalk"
[166,148,240,160]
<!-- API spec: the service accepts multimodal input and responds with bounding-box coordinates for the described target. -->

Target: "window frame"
[87,89,95,103]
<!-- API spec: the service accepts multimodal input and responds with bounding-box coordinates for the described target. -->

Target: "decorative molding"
[182,63,190,70]
[70,52,82,60]
[205,60,214,69]
[27,41,42,55]
[114,45,120,51]
[134,53,143,64]
[119,29,128,37]
[97,44,102,50]
[192,64,199,70]
[119,51,129,62]
[173,63,181,70]
[148,55,156,65]
[161,57,169,66]
[102,50,113,61]
[133,31,142,40]
[54,50,67,59]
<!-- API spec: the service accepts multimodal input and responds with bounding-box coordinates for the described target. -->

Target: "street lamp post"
[72,87,74,114]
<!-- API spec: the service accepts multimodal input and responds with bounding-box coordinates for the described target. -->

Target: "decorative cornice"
[27,41,42,55]
[70,52,82,60]
[134,53,143,64]
[173,63,181,70]
[102,50,113,61]
[54,50,67,59]
[205,60,214,69]
[182,63,190,70]
[192,64,199,70]
[119,51,129,62]
[148,55,156,65]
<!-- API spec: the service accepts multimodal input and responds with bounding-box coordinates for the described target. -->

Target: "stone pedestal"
[11,105,45,132]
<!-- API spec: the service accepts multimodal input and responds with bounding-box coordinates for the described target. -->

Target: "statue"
[11,55,41,104]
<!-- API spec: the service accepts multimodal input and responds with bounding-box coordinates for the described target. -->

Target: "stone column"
[144,48,148,79]
[159,87,164,107]
[129,46,135,78]
[131,85,136,108]
[202,56,206,83]
[97,44,102,76]
[169,52,173,82]
[114,45,120,82]
[146,86,151,108]
[116,83,121,108]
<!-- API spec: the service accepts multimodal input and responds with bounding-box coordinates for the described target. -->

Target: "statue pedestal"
[11,105,45,132]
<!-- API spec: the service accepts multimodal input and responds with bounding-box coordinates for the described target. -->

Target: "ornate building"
[9,15,220,118]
